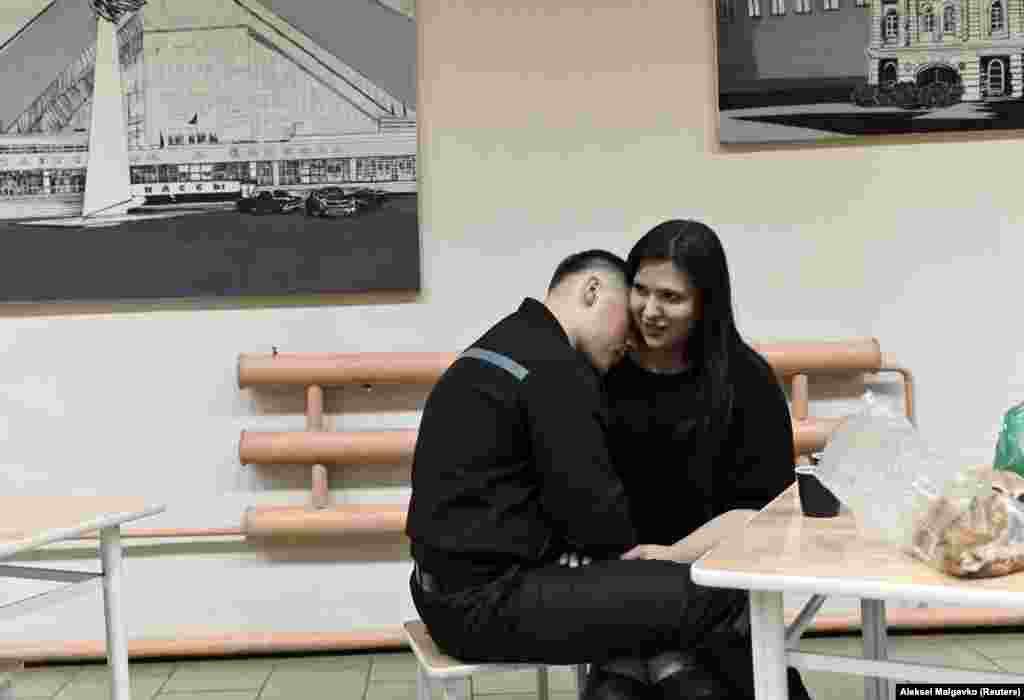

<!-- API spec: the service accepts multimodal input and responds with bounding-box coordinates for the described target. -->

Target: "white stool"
[404,620,588,700]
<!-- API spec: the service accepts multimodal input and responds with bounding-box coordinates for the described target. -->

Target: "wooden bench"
[236,338,915,536]
[403,620,586,700]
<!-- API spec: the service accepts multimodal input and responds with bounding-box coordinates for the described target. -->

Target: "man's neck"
[543,297,578,349]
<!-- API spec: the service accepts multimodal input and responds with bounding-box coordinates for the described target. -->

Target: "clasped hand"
[557,543,678,568]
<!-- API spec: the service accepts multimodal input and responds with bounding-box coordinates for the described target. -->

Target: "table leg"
[861,599,892,700]
[750,590,787,700]
[101,526,132,700]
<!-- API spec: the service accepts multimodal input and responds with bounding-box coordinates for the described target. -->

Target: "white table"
[692,485,1024,700]
[0,497,165,700]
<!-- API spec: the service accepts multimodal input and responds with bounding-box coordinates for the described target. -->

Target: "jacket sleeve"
[525,364,638,556]
[717,356,796,513]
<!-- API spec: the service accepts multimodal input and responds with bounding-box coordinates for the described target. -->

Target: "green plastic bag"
[993,402,1024,477]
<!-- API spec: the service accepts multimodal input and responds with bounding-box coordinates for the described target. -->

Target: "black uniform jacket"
[406,298,638,588]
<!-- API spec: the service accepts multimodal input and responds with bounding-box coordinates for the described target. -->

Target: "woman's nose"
[643,298,660,318]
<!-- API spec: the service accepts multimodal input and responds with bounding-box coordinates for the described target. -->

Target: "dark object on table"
[796,466,840,518]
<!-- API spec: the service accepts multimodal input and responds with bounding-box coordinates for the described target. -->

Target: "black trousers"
[409,558,750,667]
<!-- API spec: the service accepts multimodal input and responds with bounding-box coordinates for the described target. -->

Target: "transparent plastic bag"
[908,467,1024,578]
[811,392,1024,578]
[812,391,963,546]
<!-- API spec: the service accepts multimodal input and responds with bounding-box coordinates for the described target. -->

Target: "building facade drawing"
[0,0,416,218]
[867,0,1024,100]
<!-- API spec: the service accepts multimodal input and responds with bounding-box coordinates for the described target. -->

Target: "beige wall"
[0,0,1019,647]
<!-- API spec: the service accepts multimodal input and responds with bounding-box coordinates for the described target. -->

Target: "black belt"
[413,562,499,595]
[414,558,524,595]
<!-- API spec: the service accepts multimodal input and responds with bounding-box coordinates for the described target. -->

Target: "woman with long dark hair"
[583,220,812,699]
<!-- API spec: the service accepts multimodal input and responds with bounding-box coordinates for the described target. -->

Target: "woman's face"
[630,259,702,352]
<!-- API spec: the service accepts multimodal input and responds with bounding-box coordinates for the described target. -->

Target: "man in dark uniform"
[406,250,753,700]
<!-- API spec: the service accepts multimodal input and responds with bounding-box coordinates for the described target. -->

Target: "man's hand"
[620,544,678,562]
[557,552,592,568]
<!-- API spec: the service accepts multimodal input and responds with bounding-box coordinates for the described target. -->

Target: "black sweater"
[604,344,795,545]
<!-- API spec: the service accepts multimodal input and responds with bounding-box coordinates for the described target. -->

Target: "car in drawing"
[236,189,302,214]
[348,187,389,212]
[305,186,360,217]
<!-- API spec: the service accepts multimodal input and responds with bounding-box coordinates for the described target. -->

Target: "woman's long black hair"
[626,219,750,469]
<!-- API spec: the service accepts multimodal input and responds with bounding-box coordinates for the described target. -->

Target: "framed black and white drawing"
[717,0,1024,145]
[0,0,418,302]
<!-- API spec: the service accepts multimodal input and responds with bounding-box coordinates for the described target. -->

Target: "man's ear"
[581,275,600,308]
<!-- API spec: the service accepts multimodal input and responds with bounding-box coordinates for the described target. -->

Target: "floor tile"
[469,666,577,695]
[479,694,576,700]
[272,654,372,672]
[795,632,1004,696]
[952,632,1024,660]
[160,658,273,693]
[799,669,866,700]
[128,662,179,677]
[371,679,451,700]
[364,683,577,700]
[155,692,257,700]
[13,631,1024,700]
[987,657,1024,674]
[799,633,998,670]
[884,635,1002,671]
[9,667,77,698]
[467,694,576,700]
[796,635,865,656]
[546,666,580,693]
[63,662,176,683]
[364,683,420,700]
[259,667,367,700]
[55,674,167,700]
[369,653,420,684]
[472,669,545,695]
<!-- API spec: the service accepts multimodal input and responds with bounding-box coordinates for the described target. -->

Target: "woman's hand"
[621,509,758,564]
[620,544,679,562]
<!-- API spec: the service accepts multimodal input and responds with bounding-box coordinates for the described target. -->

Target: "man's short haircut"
[548,250,629,293]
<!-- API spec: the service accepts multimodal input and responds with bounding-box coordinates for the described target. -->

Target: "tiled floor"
[7,631,1024,699]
